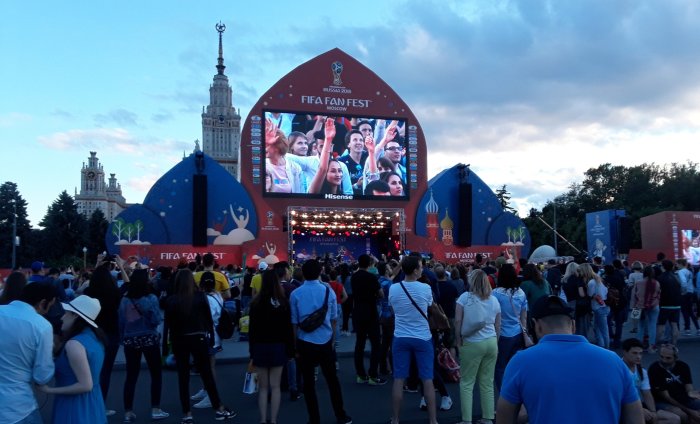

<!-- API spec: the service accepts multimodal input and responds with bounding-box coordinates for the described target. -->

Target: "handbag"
[436,345,460,383]
[399,282,449,332]
[630,308,642,320]
[508,293,533,348]
[460,292,487,337]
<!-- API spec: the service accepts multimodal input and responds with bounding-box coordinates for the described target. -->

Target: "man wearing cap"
[0,282,57,423]
[28,261,46,283]
[194,253,231,300]
[250,261,268,298]
[496,295,644,424]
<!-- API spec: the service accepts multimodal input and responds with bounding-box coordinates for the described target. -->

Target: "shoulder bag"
[297,287,330,333]
[399,282,449,332]
[460,292,487,337]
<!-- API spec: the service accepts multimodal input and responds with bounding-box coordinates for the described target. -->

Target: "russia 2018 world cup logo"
[331,61,343,86]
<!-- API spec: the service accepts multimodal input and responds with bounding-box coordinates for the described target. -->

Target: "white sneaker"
[419,396,427,410]
[190,388,207,401]
[193,394,212,409]
[440,395,453,411]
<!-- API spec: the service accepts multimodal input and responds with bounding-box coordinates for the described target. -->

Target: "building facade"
[75,151,127,221]
[201,22,241,179]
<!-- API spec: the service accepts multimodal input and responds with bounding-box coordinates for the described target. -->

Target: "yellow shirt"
[250,273,262,295]
[194,270,231,294]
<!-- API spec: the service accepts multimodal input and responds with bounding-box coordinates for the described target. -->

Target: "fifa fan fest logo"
[331,61,343,86]
[266,210,274,226]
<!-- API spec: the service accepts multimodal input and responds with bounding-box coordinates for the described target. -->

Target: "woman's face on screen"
[326,161,343,186]
[387,174,403,196]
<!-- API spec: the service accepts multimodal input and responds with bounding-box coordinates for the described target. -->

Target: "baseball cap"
[531,295,574,320]
[31,261,44,272]
[258,261,268,271]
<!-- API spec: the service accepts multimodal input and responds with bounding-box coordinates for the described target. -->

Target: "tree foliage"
[495,185,517,215]
[38,191,88,266]
[0,182,32,268]
[87,209,109,264]
[526,162,700,256]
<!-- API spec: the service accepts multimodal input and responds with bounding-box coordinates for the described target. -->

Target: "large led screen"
[682,229,700,265]
[263,110,410,201]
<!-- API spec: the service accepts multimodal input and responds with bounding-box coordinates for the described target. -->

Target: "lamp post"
[11,200,17,270]
[82,247,87,271]
[553,202,557,255]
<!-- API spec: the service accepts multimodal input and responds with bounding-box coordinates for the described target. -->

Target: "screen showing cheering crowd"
[263,110,409,200]
[682,229,700,265]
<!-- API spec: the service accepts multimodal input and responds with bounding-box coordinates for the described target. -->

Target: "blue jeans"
[287,358,298,391]
[642,306,660,346]
[16,409,42,424]
[495,333,523,392]
[593,306,610,349]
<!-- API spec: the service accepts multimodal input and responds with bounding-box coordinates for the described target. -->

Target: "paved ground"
[35,322,700,424]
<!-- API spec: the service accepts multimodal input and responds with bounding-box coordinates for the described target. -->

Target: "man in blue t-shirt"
[497,295,644,424]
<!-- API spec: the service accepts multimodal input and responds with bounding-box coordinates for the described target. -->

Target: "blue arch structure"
[415,164,531,255]
[106,153,257,253]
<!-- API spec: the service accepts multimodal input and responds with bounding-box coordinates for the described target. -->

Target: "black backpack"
[546,268,563,296]
[209,294,235,339]
[298,287,330,333]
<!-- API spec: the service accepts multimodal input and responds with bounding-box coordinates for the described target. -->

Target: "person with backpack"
[583,263,610,349]
[657,260,683,346]
[164,269,236,423]
[544,259,563,297]
[118,269,169,422]
[189,271,224,409]
[604,264,628,349]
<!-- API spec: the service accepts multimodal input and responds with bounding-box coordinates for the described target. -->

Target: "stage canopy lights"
[288,207,400,237]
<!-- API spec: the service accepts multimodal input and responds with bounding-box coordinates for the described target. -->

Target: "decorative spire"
[425,189,439,214]
[215,21,226,75]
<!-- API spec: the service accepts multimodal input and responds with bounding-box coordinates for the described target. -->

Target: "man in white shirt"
[0,282,57,423]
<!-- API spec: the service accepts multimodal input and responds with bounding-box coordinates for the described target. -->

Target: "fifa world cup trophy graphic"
[331,61,343,86]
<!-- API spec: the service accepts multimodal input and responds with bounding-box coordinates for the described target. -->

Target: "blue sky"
[2,0,700,226]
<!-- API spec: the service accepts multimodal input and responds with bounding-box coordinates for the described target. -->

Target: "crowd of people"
[264,113,408,197]
[2,249,700,423]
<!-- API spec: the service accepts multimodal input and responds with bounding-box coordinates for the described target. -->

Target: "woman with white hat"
[37,295,108,423]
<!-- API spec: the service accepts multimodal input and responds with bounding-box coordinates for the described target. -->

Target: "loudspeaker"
[456,183,472,247]
[192,174,208,246]
[617,216,633,254]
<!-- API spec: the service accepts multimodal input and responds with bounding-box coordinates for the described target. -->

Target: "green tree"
[38,191,88,265]
[87,209,109,264]
[495,185,517,214]
[0,182,32,268]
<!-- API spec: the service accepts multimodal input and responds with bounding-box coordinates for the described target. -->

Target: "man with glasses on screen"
[383,140,406,181]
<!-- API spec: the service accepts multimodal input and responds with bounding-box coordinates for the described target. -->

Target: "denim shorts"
[392,336,433,380]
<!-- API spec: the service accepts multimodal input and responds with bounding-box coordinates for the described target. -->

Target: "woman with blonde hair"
[454,270,501,424]
[265,118,303,194]
[582,263,610,349]
[561,262,587,336]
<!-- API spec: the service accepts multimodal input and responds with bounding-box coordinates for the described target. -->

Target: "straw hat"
[62,295,101,328]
